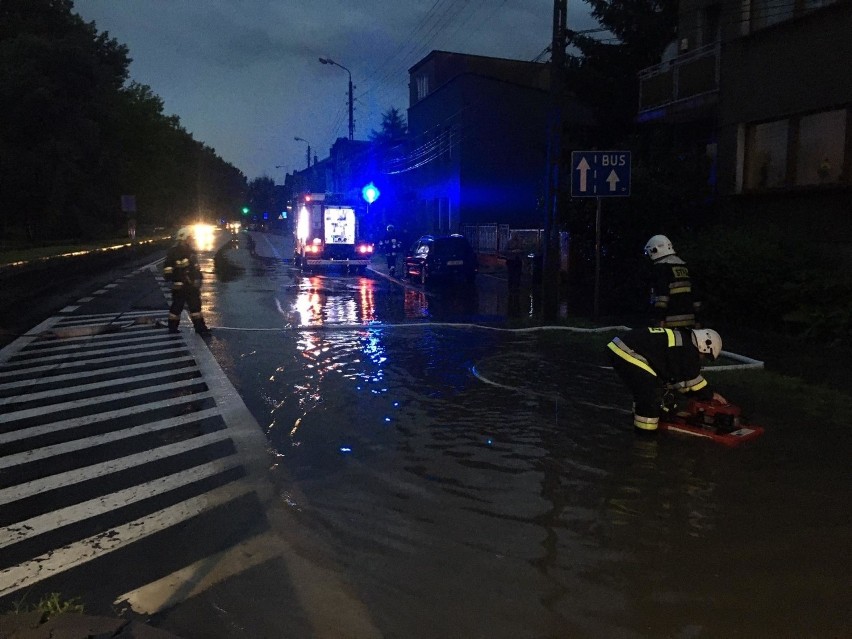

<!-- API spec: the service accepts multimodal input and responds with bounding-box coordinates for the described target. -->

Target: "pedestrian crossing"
[0,264,272,606]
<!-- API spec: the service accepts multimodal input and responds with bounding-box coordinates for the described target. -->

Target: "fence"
[462,224,543,254]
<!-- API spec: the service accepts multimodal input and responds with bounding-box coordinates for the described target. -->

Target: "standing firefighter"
[380,224,402,277]
[607,327,727,433]
[163,227,210,335]
[644,234,702,328]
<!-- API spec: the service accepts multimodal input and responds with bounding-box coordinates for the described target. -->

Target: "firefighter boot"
[192,315,211,336]
[167,318,180,334]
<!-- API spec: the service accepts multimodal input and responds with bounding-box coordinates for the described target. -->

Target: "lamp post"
[294,137,311,169]
[319,57,354,140]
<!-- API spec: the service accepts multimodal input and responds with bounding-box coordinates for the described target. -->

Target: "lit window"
[745,119,789,189]
[795,109,846,185]
[417,75,429,100]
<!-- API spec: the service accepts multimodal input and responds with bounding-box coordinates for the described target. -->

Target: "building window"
[416,75,429,100]
[795,109,846,185]
[742,107,848,192]
[745,119,789,189]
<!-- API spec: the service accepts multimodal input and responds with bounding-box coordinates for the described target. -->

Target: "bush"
[681,223,851,343]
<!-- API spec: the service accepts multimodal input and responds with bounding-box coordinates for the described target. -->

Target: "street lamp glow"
[362,182,380,204]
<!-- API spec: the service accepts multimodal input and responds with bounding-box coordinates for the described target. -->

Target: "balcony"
[637,42,720,122]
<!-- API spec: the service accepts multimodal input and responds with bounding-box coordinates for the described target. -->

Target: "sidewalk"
[0,610,182,638]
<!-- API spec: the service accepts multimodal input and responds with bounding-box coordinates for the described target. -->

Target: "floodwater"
[202,236,851,639]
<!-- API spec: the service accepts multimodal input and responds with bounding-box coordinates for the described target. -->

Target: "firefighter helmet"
[692,328,722,360]
[644,234,675,260]
[175,227,192,242]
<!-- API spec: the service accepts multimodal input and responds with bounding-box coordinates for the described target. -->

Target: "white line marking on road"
[0,345,187,377]
[0,406,222,471]
[0,480,255,598]
[117,531,281,615]
[0,377,207,424]
[59,306,80,313]
[0,362,199,408]
[0,356,196,393]
[0,429,231,505]
[1,456,242,549]
[0,339,185,366]
[0,391,214,445]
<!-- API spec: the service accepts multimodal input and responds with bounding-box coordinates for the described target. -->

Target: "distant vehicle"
[293,193,373,273]
[404,234,478,285]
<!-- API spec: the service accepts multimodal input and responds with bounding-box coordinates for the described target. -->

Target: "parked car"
[404,234,478,285]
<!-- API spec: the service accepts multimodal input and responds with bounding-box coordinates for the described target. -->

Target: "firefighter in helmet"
[163,227,210,335]
[607,327,727,433]
[644,234,702,328]
[380,224,402,276]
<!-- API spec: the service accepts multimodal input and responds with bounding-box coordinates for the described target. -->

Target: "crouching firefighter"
[606,327,727,433]
[163,227,210,335]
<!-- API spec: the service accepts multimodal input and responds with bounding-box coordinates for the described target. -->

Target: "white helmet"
[644,234,675,260]
[692,328,722,360]
[175,227,192,242]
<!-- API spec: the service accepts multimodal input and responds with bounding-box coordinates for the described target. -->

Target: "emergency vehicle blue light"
[362,182,380,204]
[340,446,352,453]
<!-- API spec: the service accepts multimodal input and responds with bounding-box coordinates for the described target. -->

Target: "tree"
[369,107,407,145]
[0,0,246,244]
[246,176,276,220]
[566,0,677,144]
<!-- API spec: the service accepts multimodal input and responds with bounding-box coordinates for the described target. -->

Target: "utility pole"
[541,0,568,320]
[294,137,311,169]
[319,57,354,140]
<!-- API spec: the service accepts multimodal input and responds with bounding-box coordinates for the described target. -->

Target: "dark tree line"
[0,0,247,245]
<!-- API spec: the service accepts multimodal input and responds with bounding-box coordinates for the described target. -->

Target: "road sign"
[570,151,631,197]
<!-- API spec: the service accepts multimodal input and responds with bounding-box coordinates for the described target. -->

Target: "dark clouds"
[72,0,595,180]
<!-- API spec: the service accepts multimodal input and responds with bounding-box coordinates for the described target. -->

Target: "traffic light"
[241,206,250,215]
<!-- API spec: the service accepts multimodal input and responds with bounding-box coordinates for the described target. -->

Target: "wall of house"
[457,75,549,228]
[715,2,852,240]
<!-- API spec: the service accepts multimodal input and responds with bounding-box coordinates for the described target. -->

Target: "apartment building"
[638,0,852,242]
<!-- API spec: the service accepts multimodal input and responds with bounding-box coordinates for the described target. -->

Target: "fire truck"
[293,193,374,272]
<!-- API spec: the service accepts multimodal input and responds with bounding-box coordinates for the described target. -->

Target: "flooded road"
[200,234,851,638]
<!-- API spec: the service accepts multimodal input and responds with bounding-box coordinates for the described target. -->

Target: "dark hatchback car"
[404,234,478,285]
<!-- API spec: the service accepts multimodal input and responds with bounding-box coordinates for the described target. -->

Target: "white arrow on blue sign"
[570,151,631,197]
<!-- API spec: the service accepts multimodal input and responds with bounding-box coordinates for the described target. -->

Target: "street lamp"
[294,137,311,169]
[319,57,354,140]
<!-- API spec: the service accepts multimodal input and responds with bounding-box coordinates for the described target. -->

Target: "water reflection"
[292,274,378,326]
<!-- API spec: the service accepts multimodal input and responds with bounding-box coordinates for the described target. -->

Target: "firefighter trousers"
[607,348,663,432]
[168,286,204,332]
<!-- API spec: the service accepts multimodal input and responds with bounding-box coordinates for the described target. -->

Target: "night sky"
[71,1,597,182]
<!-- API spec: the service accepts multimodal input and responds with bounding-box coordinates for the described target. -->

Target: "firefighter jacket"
[163,242,202,291]
[607,327,713,398]
[379,232,402,256]
[650,255,701,328]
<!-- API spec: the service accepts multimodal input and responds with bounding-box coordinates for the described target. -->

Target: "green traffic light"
[241,207,249,215]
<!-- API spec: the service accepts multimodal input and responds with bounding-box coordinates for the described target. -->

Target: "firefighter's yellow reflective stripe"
[163,266,173,274]
[176,258,190,267]
[688,377,708,392]
[672,376,708,392]
[670,286,691,294]
[168,313,180,320]
[608,341,657,376]
[190,312,203,319]
[634,414,659,431]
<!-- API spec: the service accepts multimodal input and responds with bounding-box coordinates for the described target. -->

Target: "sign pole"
[594,196,601,318]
